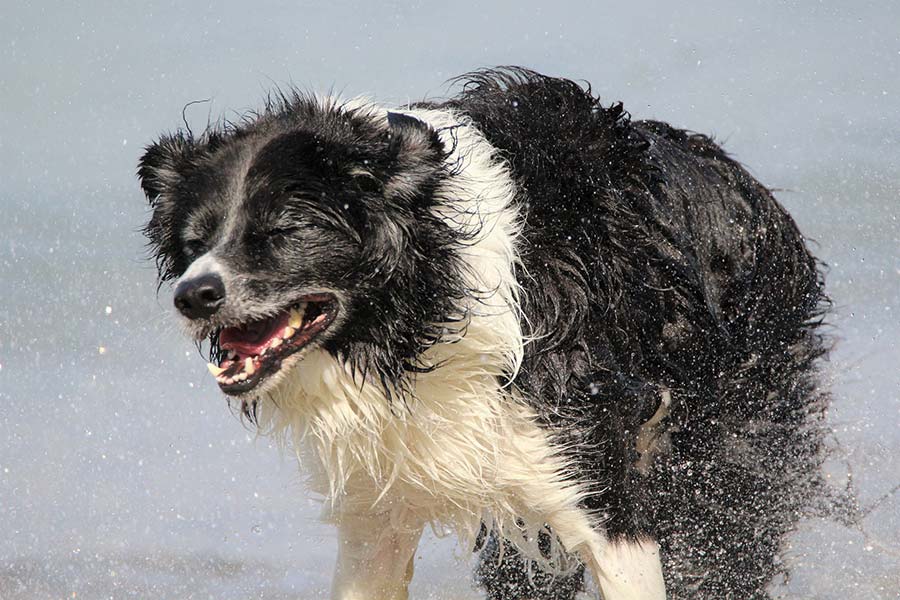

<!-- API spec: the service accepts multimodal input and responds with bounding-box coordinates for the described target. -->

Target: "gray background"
[1,1,898,598]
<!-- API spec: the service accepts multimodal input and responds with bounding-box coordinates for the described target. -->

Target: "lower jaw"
[211,298,338,395]
[218,367,273,395]
[216,345,307,396]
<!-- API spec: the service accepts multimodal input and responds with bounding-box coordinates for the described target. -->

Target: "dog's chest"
[266,350,568,535]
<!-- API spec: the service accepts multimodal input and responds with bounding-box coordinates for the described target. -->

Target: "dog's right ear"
[137,133,200,205]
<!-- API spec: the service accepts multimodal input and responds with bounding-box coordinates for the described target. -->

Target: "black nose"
[174,273,226,319]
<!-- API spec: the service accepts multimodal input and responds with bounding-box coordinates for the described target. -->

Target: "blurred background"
[1,1,898,598]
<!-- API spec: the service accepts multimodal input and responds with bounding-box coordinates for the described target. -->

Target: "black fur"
[427,68,830,599]
[475,527,586,600]
[139,68,831,599]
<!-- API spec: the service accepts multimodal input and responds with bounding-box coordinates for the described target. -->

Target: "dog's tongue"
[219,312,289,357]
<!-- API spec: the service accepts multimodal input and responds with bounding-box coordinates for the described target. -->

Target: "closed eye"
[266,226,301,237]
[184,239,208,258]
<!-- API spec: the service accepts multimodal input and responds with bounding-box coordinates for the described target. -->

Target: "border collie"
[138,68,830,599]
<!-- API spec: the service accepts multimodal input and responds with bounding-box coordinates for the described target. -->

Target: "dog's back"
[429,68,829,598]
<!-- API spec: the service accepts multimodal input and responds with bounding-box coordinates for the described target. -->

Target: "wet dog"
[139,67,830,599]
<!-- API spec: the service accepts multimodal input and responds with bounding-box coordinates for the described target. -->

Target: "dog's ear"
[138,133,211,282]
[383,112,444,200]
[386,111,432,136]
[137,133,202,205]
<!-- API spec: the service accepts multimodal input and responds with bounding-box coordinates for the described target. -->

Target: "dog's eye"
[184,240,207,258]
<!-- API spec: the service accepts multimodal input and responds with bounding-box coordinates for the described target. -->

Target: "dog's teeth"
[282,326,296,339]
[207,363,226,377]
[236,372,248,381]
[289,306,305,329]
[270,337,282,349]
[227,350,238,360]
[244,357,255,375]
[224,377,234,385]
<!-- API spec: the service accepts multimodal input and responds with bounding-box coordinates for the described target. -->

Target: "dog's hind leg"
[331,509,423,600]
[478,403,666,599]
[500,478,665,599]
[474,528,665,600]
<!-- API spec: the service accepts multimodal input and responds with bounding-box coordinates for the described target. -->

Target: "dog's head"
[139,97,467,401]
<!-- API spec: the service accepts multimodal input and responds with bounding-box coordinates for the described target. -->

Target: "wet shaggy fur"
[430,69,830,599]
[139,67,830,599]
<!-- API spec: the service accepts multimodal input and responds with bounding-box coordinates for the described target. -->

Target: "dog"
[138,67,830,599]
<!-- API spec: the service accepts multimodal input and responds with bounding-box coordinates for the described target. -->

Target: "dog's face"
[139,99,462,400]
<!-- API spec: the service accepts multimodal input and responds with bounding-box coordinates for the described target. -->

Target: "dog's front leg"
[331,510,423,600]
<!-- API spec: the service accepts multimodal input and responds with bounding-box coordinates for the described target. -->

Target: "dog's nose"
[174,273,226,319]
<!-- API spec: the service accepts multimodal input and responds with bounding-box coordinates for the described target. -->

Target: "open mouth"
[206,293,338,395]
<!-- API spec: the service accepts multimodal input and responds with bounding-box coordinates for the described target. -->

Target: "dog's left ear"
[383,112,444,200]
[137,133,202,205]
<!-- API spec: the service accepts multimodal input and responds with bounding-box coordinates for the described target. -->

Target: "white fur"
[178,252,224,281]
[332,508,422,600]
[253,102,661,598]
[593,538,667,600]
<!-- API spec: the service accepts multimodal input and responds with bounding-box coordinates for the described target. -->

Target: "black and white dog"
[139,68,830,599]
